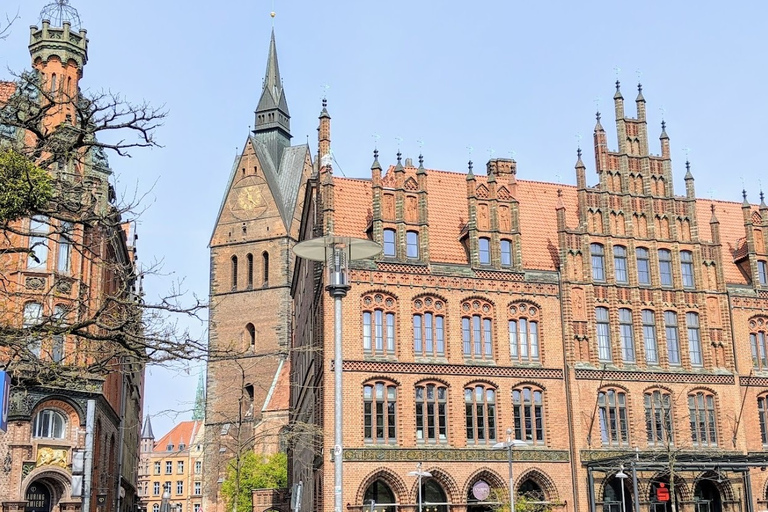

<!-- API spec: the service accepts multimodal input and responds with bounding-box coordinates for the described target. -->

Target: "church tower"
[203,28,312,512]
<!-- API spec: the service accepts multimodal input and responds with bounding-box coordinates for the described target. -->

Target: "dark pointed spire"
[636,83,645,102]
[710,203,719,224]
[614,80,623,99]
[660,120,669,140]
[319,97,330,119]
[594,111,604,132]
[253,28,292,162]
[576,147,585,168]
[467,160,475,180]
[684,160,693,181]
[371,148,381,170]
[761,190,767,208]
[417,153,426,175]
[395,151,404,172]
[192,373,205,421]
[743,189,750,206]
[141,416,155,439]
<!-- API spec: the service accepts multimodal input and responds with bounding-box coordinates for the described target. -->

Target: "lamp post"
[408,462,433,512]
[160,490,170,512]
[615,465,629,512]
[293,235,381,512]
[492,427,527,512]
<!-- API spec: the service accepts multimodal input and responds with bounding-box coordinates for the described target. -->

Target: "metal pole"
[334,294,343,512]
[418,471,423,512]
[631,462,640,512]
[83,399,96,512]
[508,444,515,512]
[620,479,626,512]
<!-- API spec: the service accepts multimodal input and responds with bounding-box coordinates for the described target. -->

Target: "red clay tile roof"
[0,81,15,103]
[333,167,753,285]
[153,420,202,453]
[263,360,290,413]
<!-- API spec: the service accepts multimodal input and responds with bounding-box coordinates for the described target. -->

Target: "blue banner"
[0,371,9,432]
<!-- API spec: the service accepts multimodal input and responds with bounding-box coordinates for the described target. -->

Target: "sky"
[2,0,768,437]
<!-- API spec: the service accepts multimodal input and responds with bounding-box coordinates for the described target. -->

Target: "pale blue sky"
[3,0,767,437]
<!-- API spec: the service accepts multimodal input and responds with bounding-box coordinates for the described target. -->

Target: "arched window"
[23,302,43,357]
[681,251,695,288]
[246,253,254,289]
[153,504,160,512]
[461,298,494,359]
[603,476,632,512]
[688,391,717,446]
[262,251,269,285]
[687,313,702,366]
[50,73,57,93]
[664,311,680,365]
[512,385,544,444]
[749,317,768,370]
[244,384,254,417]
[500,239,513,267]
[759,261,768,286]
[406,231,419,259]
[642,310,658,364]
[33,409,67,439]
[363,480,396,512]
[478,237,491,265]
[644,389,673,444]
[591,243,605,281]
[245,323,256,350]
[465,384,496,444]
[383,229,396,257]
[758,395,768,446]
[57,221,73,273]
[614,246,628,283]
[363,381,397,443]
[362,292,396,356]
[618,308,635,363]
[636,247,651,285]
[28,216,49,269]
[508,302,540,363]
[416,382,447,442]
[598,388,628,446]
[52,304,67,363]
[595,307,611,362]
[658,249,673,287]
[230,255,238,291]
[413,296,445,357]
[419,480,449,512]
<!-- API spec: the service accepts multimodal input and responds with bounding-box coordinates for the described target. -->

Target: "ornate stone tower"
[203,29,312,512]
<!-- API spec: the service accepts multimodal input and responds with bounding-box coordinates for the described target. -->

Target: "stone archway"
[22,467,73,512]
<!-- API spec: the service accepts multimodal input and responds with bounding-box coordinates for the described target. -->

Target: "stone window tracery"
[508,302,540,363]
[598,388,628,446]
[465,383,497,444]
[363,380,397,443]
[461,298,494,359]
[413,296,445,357]
[688,390,717,446]
[416,382,448,442]
[750,316,768,370]
[512,385,544,444]
[362,292,397,356]
[644,389,673,445]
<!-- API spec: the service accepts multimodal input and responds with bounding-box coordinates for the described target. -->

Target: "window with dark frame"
[364,381,397,443]
[644,389,674,444]
[681,251,695,288]
[478,237,491,265]
[596,307,611,362]
[614,246,628,283]
[508,302,540,363]
[383,229,396,257]
[406,231,419,259]
[465,384,497,444]
[591,243,605,281]
[512,385,544,444]
[598,389,629,446]
[665,311,681,365]
[687,312,702,367]
[415,383,447,442]
[636,247,651,285]
[413,296,446,357]
[362,293,397,356]
[618,308,635,363]
[500,239,512,267]
[642,310,659,364]
[688,391,717,446]
[659,249,673,287]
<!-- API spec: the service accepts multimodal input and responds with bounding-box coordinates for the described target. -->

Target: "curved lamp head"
[294,236,381,294]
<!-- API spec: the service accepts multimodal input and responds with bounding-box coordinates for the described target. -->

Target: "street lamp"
[408,462,433,512]
[293,235,381,512]
[615,466,629,512]
[492,427,527,512]
[160,490,170,512]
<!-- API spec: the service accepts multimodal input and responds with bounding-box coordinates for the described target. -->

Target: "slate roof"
[333,164,751,284]
[141,416,154,439]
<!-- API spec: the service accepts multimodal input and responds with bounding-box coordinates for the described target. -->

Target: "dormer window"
[478,237,490,265]
[406,231,419,259]
[167,444,173,451]
[383,229,396,257]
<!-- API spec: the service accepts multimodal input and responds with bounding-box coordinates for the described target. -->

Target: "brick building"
[0,4,144,512]
[288,85,768,512]
[203,29,307,512]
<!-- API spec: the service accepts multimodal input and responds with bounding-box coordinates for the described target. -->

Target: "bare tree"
[0,9,19,41]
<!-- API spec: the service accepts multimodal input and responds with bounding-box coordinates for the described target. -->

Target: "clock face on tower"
[231,185,266,218]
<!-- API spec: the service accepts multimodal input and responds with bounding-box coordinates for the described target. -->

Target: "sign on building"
[0,371,9,432]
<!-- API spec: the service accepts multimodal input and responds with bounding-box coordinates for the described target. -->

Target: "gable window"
[665,311,680,365]
[688,391,717,446]
[500,239,512,267]
[413,296,445,357]
[462,299,493,359]
[591,243,605,281]
[364,381,397,443]
[57,221,73,273]
[636,247,651,285]
[406,231,419,259]
[512,385,544,444]
[618,308,635,363]
[598,389,628,446]
[759,396,768,446]
[642,310,659,364]
[659,249,673,287]
[465,384,496,444]
[478,237,491,265]
[687,313,702,367]
[644,389,673,444]
[759,261,768,286]
[681,251,695,288]
[614,246,628,283]
[508,302,540,363]
[596,307,611,362]
[383,229,396,257]
[33,409,66,439]
[28,217,49,269]
[416,383,447,442]
[231,255,238,291]
[362,293,396,356]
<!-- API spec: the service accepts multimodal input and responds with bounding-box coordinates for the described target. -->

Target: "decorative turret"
[575,147,586,189]
[317,98,331,170]
[684,160,695,199]
[613,80,625,119]
[593,111,607,172]
[761,191,768,221]
[253,29,292,165]
[659,120,670,159]
[635,83,646,121]
[709,204,720,245]
[140,415,155,453]
[556,189,566,232]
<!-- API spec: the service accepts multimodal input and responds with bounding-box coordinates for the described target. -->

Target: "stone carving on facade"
[8,389,33,416]
[25,276,46,290]
[36,447,68,469]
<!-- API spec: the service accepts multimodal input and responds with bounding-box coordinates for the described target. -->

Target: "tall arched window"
[758,395,768,446]
[28,216,49,269]
[262,251,269,285]
[230,255,238,291]
[33,409,67,439]
[363,480,396,512]
[362,292,396,356]
[245,323,256,350]
[681,251,695,288]
[50,73,57,93]
[636,247,651,285]
[658,249,673,287]
[642,310,658,364]
[644,389,673,444]
[406,231,419,259]
[618,308,635,363]
[57,221,73,273]
[363,380,397,443]
[749,317,768,370]
[508,302,540,363]
[413,296,445,357]
[598,388,628,446]
[416,382,447,442]
[23,302,43,357]
[246,253,254,289]
[382,229,396,257]
[664,311,680,365]
[688,390,717,446]
[478,237,491,265]
[687,312,702,366]
[500,239,513,267]
[596,307,611,362]
[614,246,628,283]
[461,298,494,359]
[591,243,605,281]
[465,384,496,444]
[512,385,544,444]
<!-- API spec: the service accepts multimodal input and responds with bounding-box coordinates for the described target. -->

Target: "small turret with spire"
[253,29,292,165]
